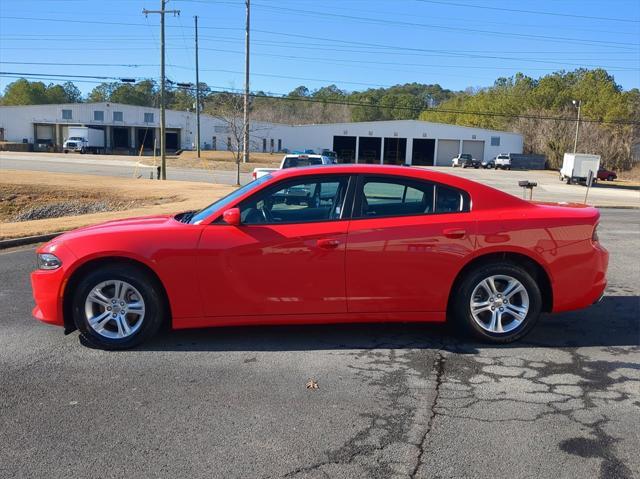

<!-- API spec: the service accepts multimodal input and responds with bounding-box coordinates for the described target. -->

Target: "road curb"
[597,205,640,210]
[0,232,66,250]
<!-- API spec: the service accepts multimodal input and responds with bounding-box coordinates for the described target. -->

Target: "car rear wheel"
[607,175,615,181]
[452,262,542,343]
[71,265,166,350]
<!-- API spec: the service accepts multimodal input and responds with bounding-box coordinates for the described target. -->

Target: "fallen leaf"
[306,379,319,389]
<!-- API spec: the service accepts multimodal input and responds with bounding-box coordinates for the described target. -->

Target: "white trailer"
[560,153,601,185]
[63,126,105,154]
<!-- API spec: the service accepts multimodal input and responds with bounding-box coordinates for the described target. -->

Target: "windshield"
[69,137,83,141]
[188,174,272,224]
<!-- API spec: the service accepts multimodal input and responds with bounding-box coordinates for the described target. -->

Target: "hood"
[51,214,174,243]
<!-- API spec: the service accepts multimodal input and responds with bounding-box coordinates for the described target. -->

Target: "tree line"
[1,68,638,170]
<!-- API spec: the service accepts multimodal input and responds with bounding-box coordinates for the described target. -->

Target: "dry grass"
[618,163,640,182]
[161,150,282,172]
[0,170,235,240]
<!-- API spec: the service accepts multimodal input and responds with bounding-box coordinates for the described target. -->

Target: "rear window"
[282,156,323,168]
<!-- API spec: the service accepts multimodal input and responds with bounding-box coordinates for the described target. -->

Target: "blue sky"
[1,0,639,96]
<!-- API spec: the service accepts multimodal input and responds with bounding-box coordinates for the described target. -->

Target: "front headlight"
[37,253,62,270]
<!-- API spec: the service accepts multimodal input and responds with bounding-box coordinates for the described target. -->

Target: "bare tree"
[514,108,639,171]
[205,93,259,185]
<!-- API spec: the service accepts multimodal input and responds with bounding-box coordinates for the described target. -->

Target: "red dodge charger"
[31,165,609,349]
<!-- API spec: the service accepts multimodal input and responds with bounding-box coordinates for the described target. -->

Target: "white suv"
[495,154,512,170]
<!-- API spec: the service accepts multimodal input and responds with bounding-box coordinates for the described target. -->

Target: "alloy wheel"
[84,280,146,339]
[469,274,529,334]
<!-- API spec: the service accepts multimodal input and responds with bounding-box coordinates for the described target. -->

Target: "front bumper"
[30,243,76,328]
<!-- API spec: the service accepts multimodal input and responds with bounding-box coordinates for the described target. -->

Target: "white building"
[0,103,523,165]
[268,120,523,166]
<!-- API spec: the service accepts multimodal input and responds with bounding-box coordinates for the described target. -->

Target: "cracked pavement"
[0,208,638,478]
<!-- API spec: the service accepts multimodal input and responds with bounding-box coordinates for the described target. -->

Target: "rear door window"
[355,176,469,218]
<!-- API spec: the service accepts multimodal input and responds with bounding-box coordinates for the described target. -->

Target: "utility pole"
[242,0,250,164]
[572,99,581,153]
[194,15,201,159]
[143,0,180,180]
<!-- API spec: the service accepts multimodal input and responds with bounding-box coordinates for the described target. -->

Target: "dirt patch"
[0,170,235,240]
[0,184,176,222]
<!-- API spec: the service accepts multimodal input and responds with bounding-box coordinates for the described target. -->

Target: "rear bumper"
[551,241,609,313]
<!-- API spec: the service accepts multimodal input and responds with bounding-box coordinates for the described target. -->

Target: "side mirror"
[222,207,241,226]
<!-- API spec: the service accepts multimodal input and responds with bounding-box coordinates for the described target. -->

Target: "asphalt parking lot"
[1,209,638,479]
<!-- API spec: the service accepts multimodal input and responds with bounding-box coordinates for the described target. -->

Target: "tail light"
[592,224,599,242]
[252,171,257,180]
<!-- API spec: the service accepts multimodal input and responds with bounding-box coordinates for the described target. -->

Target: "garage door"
[436,139,460,166]
[36,125,54,141]
[462,140,485,162]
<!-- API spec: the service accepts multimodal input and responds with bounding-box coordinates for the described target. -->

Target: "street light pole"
[242,0,250,164]
[143,0,180,180]
[194,15,201,159]
[573,99,581,153]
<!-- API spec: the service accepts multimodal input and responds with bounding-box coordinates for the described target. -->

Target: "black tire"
[71,264,166,350]
[607,175,615,181]
[64,150,68,154]
[451,262,542,344]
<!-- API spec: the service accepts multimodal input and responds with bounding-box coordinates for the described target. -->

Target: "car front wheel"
[452,262,542,343]
[71,265,166,350]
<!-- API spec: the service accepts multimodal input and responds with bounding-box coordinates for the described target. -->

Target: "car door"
[345,175,475,314]
[197,174,352,318]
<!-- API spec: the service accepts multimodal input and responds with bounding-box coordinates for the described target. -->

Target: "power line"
[249,2,640,49]
[415,0,640,24]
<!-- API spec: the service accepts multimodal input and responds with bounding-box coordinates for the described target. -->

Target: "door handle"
[317,238,341,249]
[443,228,466,239]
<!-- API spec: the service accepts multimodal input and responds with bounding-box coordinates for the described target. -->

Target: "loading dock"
[137,127,155,152]
[383,138,407,165]
[412,139,435,166]
[436,139,460,166]
[358,136,382,164]
[332,135,356,163]
[165,130,179,151]
[462,140,485,162]
[112,127,130,149]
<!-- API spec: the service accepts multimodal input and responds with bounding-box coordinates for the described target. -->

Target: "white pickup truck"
[494,153,512,170]
[252,154,336,180]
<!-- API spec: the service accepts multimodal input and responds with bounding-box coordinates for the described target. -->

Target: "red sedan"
[31,165,609,349]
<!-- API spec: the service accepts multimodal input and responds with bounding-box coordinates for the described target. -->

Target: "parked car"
[32,165,609,350]
[597,168,617,181]
[494,154,512,170]
[451,153,480,168]
[252,153,335,180]
[481,158,495,169]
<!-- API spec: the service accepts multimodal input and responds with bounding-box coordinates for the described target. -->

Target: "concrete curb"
[0,232,66,250]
